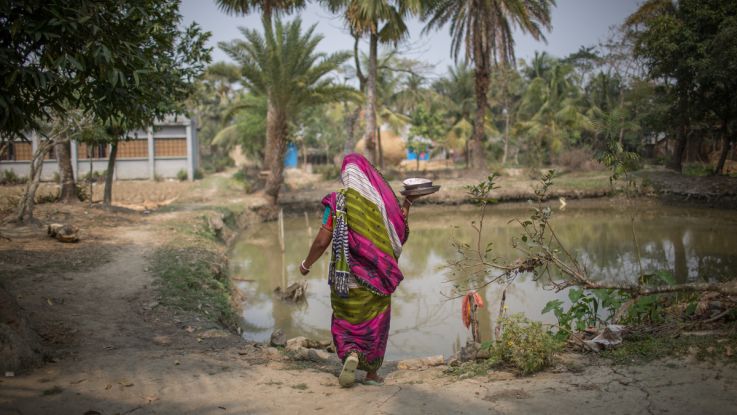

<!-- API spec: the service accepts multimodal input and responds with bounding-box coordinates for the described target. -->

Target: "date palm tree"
[516,60,592,165]
[216,0,305,20]
[220,18,354,206]
[324,0,420,164]
[423,0,554,169]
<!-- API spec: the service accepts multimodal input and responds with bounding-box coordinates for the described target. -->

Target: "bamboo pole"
[278,208,285,253]
[304,211,312,240]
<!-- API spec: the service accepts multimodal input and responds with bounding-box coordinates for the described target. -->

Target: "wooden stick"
[304,211,312,240]
[278,208,285,253]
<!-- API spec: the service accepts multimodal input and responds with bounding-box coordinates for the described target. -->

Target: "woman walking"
[299,153,418,387]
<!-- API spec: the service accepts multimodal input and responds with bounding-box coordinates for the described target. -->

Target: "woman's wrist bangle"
[300,260,311,272]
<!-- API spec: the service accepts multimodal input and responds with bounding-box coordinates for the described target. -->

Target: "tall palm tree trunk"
[264,101,288,206]
[365,32,379,164]
[472,61,490,169]
[55,138,78,203]
[501,105,510,165]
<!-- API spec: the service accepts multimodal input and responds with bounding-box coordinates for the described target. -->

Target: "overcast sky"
[180,0,642,81]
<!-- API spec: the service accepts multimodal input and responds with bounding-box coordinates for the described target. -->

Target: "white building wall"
[154,158,188,178]
[1,117,197,182]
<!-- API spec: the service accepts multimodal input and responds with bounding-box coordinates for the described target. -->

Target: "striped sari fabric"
[321,153,408,371]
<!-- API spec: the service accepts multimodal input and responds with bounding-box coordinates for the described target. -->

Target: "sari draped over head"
[321,153,409,371]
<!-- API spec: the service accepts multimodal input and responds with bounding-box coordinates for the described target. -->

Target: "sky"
[180,0,642,82]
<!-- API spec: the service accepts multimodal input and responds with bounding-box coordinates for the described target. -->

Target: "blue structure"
[284,142,298,168]
[406,148,430,161]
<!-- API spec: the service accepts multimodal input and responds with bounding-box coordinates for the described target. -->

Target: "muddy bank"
[643,170,737,208]
[2,170,737,415]
[278,172,615,213]
[279,169,737,213]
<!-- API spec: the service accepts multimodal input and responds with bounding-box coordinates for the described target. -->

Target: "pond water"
[229,199,737,360]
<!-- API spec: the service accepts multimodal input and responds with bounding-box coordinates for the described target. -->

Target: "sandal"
[362,379,384,386]
[338,353,359,387]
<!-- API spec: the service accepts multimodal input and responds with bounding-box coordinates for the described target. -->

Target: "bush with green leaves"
[177,169,188,181]
[81,170,106,183]
[543,287,625,340]
[485,313,561,375]
[314,164,340,180]
[0,170,28,185]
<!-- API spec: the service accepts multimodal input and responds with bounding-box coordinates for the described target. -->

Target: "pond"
[229,199,737,360]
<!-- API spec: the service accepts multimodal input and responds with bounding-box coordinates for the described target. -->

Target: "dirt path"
[2,174,737,414]
[3,226,737,415]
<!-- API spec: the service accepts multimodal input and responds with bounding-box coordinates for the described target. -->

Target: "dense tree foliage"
[626,0,737,173]
[423,0,555,169]
[1,0,210,220]
[219,18,354,205]
[0,1,209,137]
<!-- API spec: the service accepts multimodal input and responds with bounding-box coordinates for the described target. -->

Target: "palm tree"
[324,0,420,164]
[220,18,354,206]
[423,0,554,169]
[433,62,475,165]
[516,60,592,165]
[216,0,305,21]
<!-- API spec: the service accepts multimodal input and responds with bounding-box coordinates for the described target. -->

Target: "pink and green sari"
[321,153,408,372]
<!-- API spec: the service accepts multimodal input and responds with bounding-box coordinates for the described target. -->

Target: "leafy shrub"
[486,313,561,375]
[314,164,339,180]
[176,169,188,181]
[232,168,251,192]
[554,147,603,171]
[543,272,676,339]
[81,170,106,183]
[201,154,234,173]
[194,168,204,180]
[682,163,712,177]
[75,183,89,201]
[543,287,625,340]
[35,190,59,204]
[0,170,28,185]
[52,172,61,183]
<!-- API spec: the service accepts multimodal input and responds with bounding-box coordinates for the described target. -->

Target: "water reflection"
[229,200,737,360]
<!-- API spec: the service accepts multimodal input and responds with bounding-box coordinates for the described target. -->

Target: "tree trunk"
[670,124,687,173]
[55,139,77,203]
[472,61,490,170]
[377,126,384,169]
[501,108,510,165]
[364,32,378,164]
[16,140,54,223]
[465,139,470,168]
[714,120,730,175]
[103,142,118,209]
[264,102,288,206]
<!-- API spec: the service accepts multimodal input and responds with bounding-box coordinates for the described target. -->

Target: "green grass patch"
[682,163,713,177]
[151,245,238,330]
[445,359,498,379]
[554,174,613,191]
[602,331,737,365]
[41,386,63,396]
